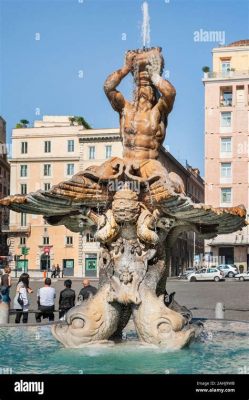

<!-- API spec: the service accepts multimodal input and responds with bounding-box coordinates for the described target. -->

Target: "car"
[187,268,224,282]
[178,269,196,279]
[235,271,249,281]
[218,264,238,278]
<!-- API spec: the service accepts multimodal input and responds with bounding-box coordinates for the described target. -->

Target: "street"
[8,278,249,324]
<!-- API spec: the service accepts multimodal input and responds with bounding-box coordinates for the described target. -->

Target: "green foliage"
[202,66,210,73]
[74,116,91,129]
[15,123,23,129]
[16,119,29,128]
[20,119,29,126]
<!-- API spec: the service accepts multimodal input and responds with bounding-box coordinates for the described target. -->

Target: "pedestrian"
[51,264,56,279]
[0,266,12,306]
[55,264,60,278]
[59,280,75,319]
[13,273,33,324]
[35,278,56,322]
[78,279,97,302]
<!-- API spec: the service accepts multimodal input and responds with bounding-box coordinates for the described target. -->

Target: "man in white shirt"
[35,278,56,322]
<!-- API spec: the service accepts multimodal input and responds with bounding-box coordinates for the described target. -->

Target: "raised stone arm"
[154,77,176,114]
[103,51,136,113]
[146,58,176,114]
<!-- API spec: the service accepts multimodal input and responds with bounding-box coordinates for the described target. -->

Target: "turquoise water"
[0,321,248,374]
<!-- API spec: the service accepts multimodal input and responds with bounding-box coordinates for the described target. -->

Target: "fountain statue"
[0,45,246,347]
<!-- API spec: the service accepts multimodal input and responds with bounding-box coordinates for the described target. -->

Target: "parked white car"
[235,271,249,281]
[178,269,196,279]
[187,268,224,282]
[218,264,238,278]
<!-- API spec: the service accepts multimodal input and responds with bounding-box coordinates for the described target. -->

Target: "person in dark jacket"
[78,279,97,302]
[0,266,12,306]
[59,280,75,319]
[55,264,61,278]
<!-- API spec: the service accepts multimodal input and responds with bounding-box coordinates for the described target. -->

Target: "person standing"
[51,264,56,279]
[55,264,61,278]
[13,273,33,324]
[35,278,56,322]
[78,279,97,302]
[58,280,75,319]
[0,266,12,306]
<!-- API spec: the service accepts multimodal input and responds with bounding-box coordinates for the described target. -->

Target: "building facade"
[0,117,10,266]
[204,40,249,270]
[5,115,204,277]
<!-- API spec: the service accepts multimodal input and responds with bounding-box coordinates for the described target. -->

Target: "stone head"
[112,188,140,223]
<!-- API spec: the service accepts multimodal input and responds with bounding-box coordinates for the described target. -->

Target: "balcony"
[1,224,31,235]
[208,234,249,246]
[203,70,249,80]
[220,99,232,107]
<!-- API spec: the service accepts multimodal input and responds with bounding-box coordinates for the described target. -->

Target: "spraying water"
[141,1,150,48]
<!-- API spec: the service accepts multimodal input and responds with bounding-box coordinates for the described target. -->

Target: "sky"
[0,0,249,175]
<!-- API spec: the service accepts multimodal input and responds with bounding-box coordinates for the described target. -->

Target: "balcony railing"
[204,70,249,79]
[220,99,232,107]
[208,234,249,246]
[1,224,31,234]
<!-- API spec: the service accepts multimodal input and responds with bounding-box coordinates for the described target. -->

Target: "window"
[20,184,27,195]
[221,60,230,76]
[20,237,26,245]
[44,183,51,191]
[67,164,74,176]
[221,163,231,178]
[220,112,231,127]
[105,145,112,159]
[221,138,231,153]
[65,236,73,246]
[220,87,232,106]
[44,141,51,153]
[44,164,51,176]
[21,213,27,227]
[67,140,74,152]
[43,236,49,245]
[89,146,95,160]
[20,165,27,177]
[221,188,232,203]
[21,142,28,154]
[86,232,95,242]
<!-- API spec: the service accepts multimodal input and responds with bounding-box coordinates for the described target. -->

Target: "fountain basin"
[0,320,248,374]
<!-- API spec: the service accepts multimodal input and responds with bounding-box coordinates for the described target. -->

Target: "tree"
[16,119,29,128]
[75,116,91,129]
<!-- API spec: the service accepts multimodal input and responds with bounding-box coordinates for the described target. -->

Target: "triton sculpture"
[0,47,246,348]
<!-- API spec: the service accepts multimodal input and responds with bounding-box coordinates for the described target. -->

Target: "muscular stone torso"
[120,103,166,160]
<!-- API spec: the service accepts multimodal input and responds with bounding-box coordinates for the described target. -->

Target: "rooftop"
[226,40,249,47]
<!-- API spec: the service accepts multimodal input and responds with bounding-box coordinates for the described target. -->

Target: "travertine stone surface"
[1,47,246,348]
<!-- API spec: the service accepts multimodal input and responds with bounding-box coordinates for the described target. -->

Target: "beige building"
[5,115,204,277]
[0,117,10,266]
[203,40,249,270]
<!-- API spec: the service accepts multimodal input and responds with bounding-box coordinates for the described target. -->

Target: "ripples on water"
[0,321,248,374]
